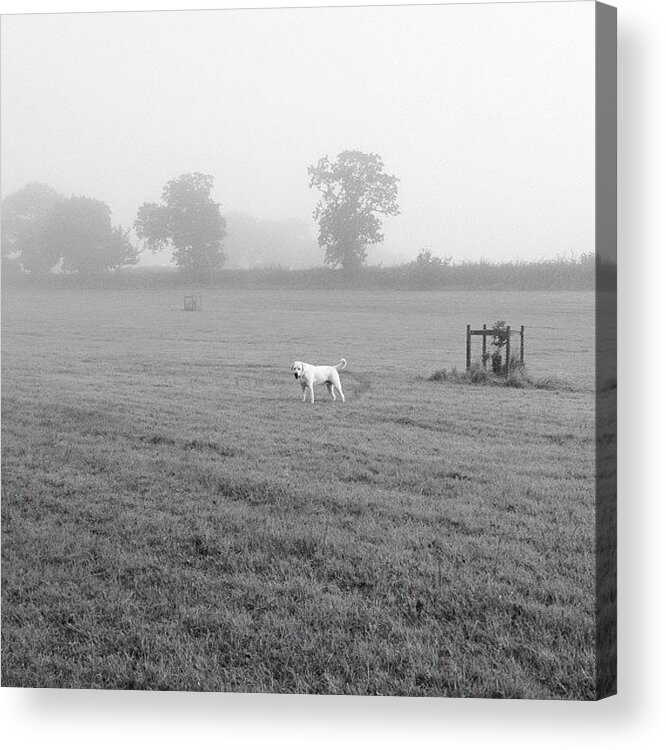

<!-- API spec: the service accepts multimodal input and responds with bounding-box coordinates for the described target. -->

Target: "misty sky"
[1,2,596,267]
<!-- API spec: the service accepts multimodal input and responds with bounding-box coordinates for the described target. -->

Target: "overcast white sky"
[1,1,596,266]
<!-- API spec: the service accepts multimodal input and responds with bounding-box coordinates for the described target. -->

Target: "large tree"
[308,150,399,271]
[134,173,227,275]
[41,196,138,275]
[1,182,65,274]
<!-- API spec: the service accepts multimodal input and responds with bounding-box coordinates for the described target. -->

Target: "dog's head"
[291,361,304,380]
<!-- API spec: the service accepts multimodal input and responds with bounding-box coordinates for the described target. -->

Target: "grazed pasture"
[1,288,596,697]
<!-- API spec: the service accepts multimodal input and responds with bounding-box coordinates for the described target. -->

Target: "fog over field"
[0,3,595,268]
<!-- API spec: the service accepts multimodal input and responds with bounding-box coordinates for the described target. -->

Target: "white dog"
[291,358,347,403]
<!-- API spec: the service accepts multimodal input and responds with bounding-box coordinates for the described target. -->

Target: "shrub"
[429,360,573,391]
[429,362,491,385]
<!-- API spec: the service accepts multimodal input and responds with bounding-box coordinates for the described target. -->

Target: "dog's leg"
[309,383,315,403]
[330,374,345,403]
[326,382,336,400]
[301,382,307,402]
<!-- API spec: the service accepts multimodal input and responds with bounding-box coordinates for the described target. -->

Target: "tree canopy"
[308,150,399,271]
[1,182,65,274]
[1,185,137,275]
[42,196,138,275]
[134,173,227,276]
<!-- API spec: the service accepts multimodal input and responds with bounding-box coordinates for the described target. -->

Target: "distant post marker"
[184,295,202,312]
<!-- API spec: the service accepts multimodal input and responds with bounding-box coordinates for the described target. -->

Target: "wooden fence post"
[505,325,511,377]
[482,323,487,369]
[466,324,471,371]
[520,325,525,365]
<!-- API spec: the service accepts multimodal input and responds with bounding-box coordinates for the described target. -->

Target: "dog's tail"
[335,358,347,371]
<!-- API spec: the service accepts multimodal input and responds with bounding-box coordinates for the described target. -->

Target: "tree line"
[4,252,600,292]
[2,150,398,279]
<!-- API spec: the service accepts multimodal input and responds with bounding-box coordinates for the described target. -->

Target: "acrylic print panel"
[0,1,616,699]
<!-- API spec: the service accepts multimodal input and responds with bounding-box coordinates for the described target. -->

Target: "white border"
[1,1,664,748]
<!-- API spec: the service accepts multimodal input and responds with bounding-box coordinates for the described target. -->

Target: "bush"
[429,360,574,391]
[429,362,491,385]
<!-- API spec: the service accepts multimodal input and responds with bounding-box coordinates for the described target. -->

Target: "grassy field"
[1,287,596,698]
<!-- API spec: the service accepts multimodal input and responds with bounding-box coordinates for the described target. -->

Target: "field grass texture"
[2,288,596,697]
